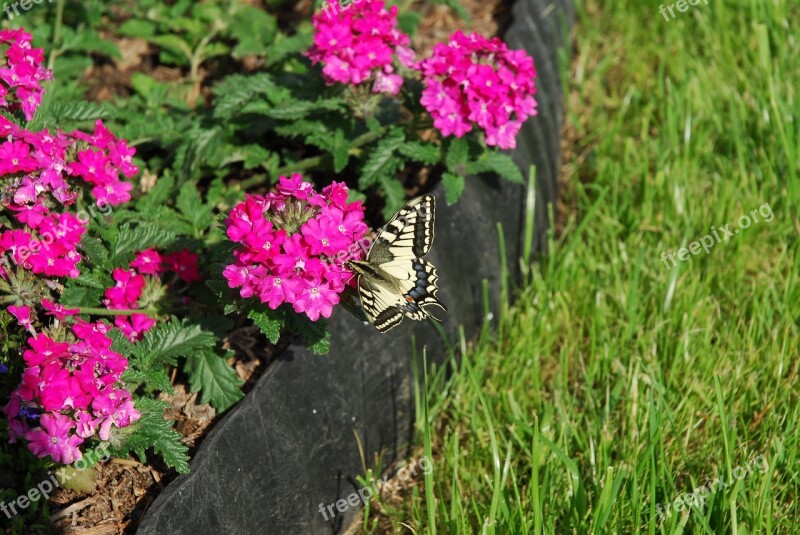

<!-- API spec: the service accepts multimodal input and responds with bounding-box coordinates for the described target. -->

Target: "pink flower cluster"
[418,31,537,150]
[307,0,414,95]
[0,116,138,278]
[223,174,368,321]
[2,319,140,464]
[105,248,201,341]
[0,28,52,120]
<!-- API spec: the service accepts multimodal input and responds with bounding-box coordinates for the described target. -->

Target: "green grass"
[363,0,800,532]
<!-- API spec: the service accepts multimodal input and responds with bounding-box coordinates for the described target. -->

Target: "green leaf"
[111,398,190,474]
[359,128,405,189]
[60,285,103,308]
[264,31,314,67]
[288,315,330,355]
[442,172,466,205]
[111,223,176,265]
[212,74,277,119]
[185,349,244,411]
[61,28,121,58]
[248,308,282,344]
[81,236,110,269]
[332,130,350,172]
[45,101,112,123]
[399,141,441,165]
[398,12,422,36]
[137,174,176,212]
[136,319,218,363]
[470,151,524,183]
[176,182,214,233]
[380,176,406,219]
[445,137,470,170]
[118,19,158,39]
[231,6,278,57]
[150,35,193,64]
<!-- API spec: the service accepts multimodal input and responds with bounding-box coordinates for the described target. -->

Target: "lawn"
[364,0,800,532]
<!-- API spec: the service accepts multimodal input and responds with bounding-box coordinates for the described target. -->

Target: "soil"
[33,0,514,532]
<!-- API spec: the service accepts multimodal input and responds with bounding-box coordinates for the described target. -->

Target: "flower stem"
[48,0,67,71]
[77,308,158,317]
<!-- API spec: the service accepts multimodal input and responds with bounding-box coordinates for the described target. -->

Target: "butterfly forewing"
[354,195,445,333]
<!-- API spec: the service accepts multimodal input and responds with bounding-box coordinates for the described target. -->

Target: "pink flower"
[105,268,145,309]
[307,0,410,93]
[223,175,368,321]
[114,313,155,342]
[418,31,537,148]
[23,333,69,366]
[8,305,33,329]
[131,249,163,275]
[291,274,340,321]
[24,413,84,464]
[41,299,79,321]
[0,29,52,120]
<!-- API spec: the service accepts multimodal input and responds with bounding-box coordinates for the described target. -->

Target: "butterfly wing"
[356,195,446,333]
[357,274,406,332]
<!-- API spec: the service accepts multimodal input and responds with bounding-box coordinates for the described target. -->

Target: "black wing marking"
[369,195,435,264]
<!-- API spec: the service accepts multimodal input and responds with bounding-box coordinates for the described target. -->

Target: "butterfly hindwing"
[353,195,445,333]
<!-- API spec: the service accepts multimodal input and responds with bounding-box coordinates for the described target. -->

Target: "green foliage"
[248,307,282,344]
[185,349,244,411]
[109,398,190,474]
[1,0,530,503]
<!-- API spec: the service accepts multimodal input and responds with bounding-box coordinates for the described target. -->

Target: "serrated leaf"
[136,319,218,363]
[442,172,466,205]
[399,141,440,165]
[80,236,110,269]
[231,6,278,57]
[111,223,176,265]
[112,398,190,474]
[46,101,112,123]
[359,129,405,189]
[212,74,277,119]
[264,32,313,67]
[470,151,524,183]
[185,349,244,411]
[248,308,281,344]
[60,285,103,308]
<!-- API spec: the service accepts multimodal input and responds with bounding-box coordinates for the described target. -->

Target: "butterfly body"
[350,195,446,332]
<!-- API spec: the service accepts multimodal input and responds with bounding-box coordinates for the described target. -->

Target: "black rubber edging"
[136,0,573,532]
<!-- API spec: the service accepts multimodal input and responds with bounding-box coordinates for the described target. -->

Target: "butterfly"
[349,195,446,333]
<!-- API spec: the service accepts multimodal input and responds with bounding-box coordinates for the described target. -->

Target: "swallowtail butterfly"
[349,195,446,332]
